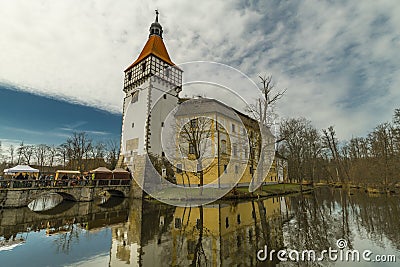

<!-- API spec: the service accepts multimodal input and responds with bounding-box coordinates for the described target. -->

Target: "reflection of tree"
[349,191,400,250]
[283,187,400,266]
[52,221,82,254]
[283,189,342,266]
[190,206,208,267]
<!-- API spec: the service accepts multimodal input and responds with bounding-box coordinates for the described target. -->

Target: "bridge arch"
[27,192,78,212]
[106,189,126,198]
[55,192,77,202]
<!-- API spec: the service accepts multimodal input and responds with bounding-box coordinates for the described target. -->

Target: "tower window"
[161,122,164,127]
[142,62,146,72]
[163,94,167,99]
[224,165,227,174]
[131,123,134,128]
[232,124,235,132]
[127,72,132,81]
[235,165,239,174]
[131,91,139,103]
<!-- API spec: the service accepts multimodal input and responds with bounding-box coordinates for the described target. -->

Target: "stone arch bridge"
[0,179,131,208]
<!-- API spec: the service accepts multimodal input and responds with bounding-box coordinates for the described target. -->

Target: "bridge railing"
[0,179,131,189]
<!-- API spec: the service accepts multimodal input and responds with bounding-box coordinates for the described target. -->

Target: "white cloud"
[0,0,399,139]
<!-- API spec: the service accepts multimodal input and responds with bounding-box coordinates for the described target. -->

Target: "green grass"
[147,183,312,201]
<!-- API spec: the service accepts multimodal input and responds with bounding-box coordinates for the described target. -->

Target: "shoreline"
[314,182,400,195]
[145,183,315,202]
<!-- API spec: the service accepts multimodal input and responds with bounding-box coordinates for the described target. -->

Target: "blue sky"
[0,0,399,145]
[0,83,121,147]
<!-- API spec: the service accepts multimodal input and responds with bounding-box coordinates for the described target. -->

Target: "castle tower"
[119,11,182,177]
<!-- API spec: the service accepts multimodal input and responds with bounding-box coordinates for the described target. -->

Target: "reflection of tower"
[109,200,176,266]
[118,11,182,194]
[109,200,143,266]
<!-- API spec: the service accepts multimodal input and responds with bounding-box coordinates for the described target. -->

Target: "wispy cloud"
[0,0,399,139]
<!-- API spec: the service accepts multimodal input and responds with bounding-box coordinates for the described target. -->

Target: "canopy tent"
[6,165,39,173]
[112,168,130,180]
[91,167,112,179]
[55,170,81,180]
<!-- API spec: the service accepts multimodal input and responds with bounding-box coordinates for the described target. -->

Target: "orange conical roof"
[125,35,175,72]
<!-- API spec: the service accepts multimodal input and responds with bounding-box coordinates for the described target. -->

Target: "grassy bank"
[146,183,313,201]
[315,181,399,194]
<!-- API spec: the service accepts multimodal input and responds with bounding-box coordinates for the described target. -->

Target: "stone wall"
[0,185,131,208]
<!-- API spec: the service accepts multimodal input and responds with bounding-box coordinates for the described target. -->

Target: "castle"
[118,12,287,191]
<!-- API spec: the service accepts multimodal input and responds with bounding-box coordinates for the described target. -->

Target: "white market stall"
[5,165,39,179]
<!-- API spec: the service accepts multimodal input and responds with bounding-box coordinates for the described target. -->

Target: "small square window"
[190,118,197,128]
[174,218,182,229]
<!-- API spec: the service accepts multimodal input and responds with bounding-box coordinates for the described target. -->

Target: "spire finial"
[149,9,163,38]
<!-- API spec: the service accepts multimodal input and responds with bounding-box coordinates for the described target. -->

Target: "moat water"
[0,187,399,266]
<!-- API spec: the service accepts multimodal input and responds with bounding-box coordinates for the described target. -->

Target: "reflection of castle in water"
[110,197,291,266]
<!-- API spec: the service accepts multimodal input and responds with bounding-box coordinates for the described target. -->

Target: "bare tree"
[248,75,286,127]
[106,139,119,169]
[34,144,49,172]
[17,141,24,164]
[64,132,92,171]
[279,118,322,185]
[20,145,34,165]
[47,145,57,168]
[177,117,214,194]
[322,126,349,183]
[8,145,15,165]
[57,143,69,168]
